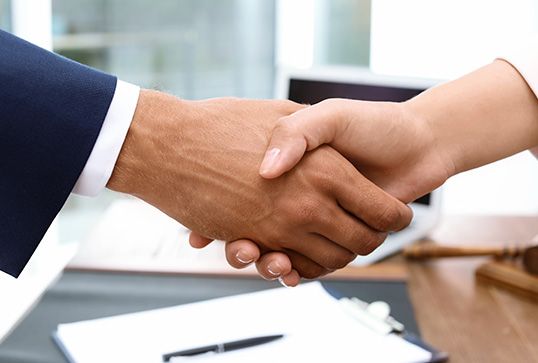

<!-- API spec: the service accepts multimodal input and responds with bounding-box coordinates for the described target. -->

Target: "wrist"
[402,96,459,180]
[384,98,456,203]
[106,89,147,195]
[107,89,183,197]
[405,61,538,177]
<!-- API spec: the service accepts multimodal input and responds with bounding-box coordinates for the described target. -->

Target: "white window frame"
[11,0,52,50]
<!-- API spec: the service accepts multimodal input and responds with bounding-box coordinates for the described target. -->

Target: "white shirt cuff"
[72,80,140,196]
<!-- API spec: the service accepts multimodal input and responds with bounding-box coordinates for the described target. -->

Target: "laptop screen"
[288,78,430,205]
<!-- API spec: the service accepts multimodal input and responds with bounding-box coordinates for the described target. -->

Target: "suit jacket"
[0,30,117,277]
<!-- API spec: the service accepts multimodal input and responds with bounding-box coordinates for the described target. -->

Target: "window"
[52,0,276,99]
[314,0,370,67]
[276,0,371,69]
[0,0,10,30]
[51,0,277,242]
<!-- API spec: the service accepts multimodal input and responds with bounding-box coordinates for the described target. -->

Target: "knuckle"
[293,198,323,225]
[272,119,294,136]
[373,204,403,232]
[297,264,329,280]
[398,206,413,231]
[340,223,376,254]
[340,224,364,246]
[324,251,356,270]
[279,99,303,113]
[355,232,387,256]
[275,118,304,141]
[321,98,341,108]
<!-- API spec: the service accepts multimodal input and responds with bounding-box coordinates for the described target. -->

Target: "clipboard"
[51,282,447,363]
[0,271,447,362]
[52,324,447,363]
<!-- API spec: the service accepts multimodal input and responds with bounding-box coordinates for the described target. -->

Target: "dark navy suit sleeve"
[0,30,118,277]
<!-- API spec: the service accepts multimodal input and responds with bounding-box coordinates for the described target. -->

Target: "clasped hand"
[108,92,416,286]
[182,98,431,285]
[109,60,538,287]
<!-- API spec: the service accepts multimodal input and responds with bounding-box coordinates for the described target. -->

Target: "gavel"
[403,243,538,275]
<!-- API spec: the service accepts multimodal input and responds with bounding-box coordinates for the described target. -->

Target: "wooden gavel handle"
[403,244,524,259]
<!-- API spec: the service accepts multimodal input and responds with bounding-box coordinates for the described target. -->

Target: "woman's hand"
[257,98,451,202]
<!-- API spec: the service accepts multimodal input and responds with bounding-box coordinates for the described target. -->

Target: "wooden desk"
[403,215,538,363]
[4,215,533,363]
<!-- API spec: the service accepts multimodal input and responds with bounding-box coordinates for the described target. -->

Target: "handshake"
[107,60,538,286]
[107,91,447,286]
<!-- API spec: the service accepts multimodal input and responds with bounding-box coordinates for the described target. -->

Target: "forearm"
[405,60,538,176]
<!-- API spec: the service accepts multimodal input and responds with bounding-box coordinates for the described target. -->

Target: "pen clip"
[338,297,405,335]
[169,351,217,362]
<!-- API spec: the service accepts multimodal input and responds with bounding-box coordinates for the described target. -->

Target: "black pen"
[162,334,284,361]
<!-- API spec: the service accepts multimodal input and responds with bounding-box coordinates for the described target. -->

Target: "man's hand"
[107,90,413,280]
[192,99,442,285]
[214,99,446,285]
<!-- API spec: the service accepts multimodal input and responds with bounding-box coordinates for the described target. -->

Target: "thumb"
[259,101,341,179]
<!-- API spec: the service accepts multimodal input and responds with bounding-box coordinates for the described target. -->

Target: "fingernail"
[235,251,254,265]
[259,148,281,175]
[278,277,291,288]
[267,261,283,277]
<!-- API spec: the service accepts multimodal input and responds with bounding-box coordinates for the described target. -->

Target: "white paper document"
[55,282,431,363]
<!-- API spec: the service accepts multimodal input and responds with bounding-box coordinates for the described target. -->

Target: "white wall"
[371,0,538,215]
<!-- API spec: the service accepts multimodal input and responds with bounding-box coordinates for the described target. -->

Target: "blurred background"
[0,0,537,246]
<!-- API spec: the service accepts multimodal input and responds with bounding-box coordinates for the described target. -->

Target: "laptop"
[276,66,443,265]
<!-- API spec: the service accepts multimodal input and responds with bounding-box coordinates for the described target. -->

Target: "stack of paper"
[54,283,432,363]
